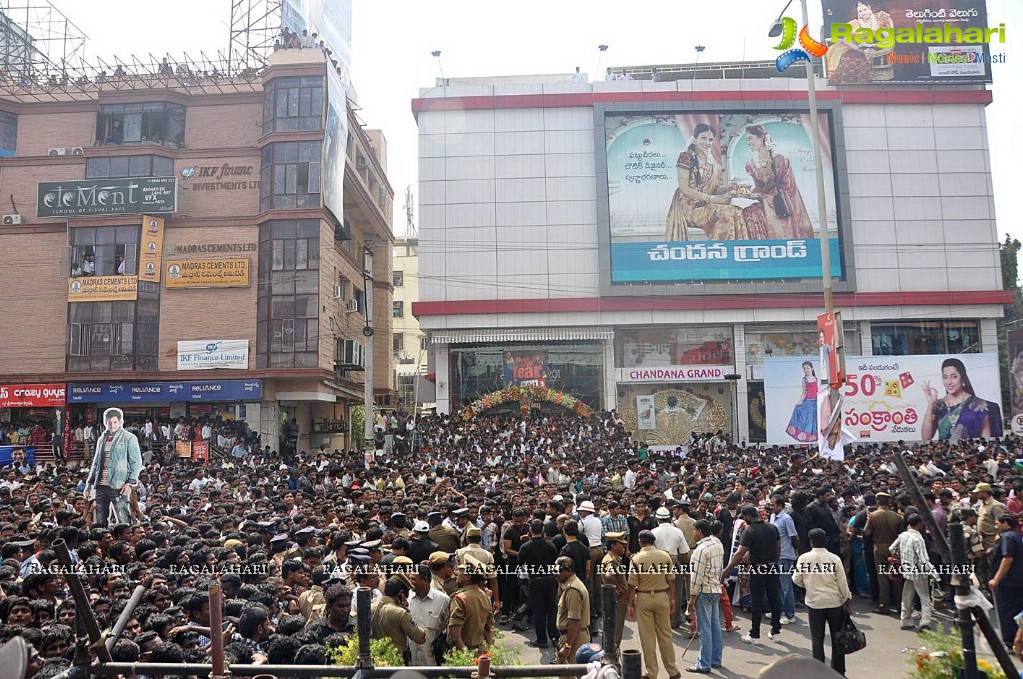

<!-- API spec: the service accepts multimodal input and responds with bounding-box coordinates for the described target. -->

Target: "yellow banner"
[139,215,165,283]
[165,258,250,289]
[68,275,138,302]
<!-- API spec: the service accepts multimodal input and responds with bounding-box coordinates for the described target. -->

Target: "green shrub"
[328,635,405,667]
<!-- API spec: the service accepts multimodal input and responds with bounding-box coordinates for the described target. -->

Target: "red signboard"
[193,441,209,462]
[0,383,66,408]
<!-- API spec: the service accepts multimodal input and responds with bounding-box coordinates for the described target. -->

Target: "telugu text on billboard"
[606,111,841,283]
[38,177,177,218]
[68,275,138,302]
[765,354,1003,443]
[822,0,995,84]
[165,259,250,289]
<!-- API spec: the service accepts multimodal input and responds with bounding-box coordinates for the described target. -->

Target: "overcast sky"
[49,0,1023,253]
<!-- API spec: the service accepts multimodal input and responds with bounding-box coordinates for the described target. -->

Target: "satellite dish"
[0,637,29,679]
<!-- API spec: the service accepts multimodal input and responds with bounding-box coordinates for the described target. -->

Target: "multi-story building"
[0,46,395,456]
[392,237,434,411]
[412,62,1008,445]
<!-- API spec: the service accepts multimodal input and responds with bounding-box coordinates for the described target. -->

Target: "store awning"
[428,327,613,345]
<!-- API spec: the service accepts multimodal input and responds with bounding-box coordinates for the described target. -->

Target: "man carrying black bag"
[793,528,854,676]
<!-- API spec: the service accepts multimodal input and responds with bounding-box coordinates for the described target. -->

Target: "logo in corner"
[181,167,196,179]
[205,342,221,353]
[774,16,829,72]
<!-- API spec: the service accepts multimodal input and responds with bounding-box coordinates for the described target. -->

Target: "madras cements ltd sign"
[38,177,177,217]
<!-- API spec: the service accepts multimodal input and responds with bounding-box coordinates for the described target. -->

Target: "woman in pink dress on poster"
[743,125,814,240]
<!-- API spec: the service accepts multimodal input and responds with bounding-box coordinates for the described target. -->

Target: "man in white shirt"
[409,564,449,665]
[188,470,210,495]
[792,528,851,676]
[652,506,690,628]
[570,67,584,83]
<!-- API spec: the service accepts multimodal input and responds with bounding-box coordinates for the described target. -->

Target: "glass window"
[393,271,404,287]
[256,220,320,368]
[259,141,321,211]
[392,301,404,318]
[393,333,404,355]
[263,76,324,134]
[615,327,733,367]
[0,111,15,156]
[97,103,186,148]
[871,321,979,356]
[69,225,139,277]
[88,155,175,179]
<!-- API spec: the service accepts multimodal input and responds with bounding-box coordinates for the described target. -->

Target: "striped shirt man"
[689,535,725,595]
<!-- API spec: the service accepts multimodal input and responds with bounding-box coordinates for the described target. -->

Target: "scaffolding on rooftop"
[0,0,284,103]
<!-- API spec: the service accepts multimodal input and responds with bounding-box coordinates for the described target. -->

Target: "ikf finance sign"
[177,340,249,371]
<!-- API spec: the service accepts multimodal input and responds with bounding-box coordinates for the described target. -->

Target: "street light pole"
[799,0,834,314]
[362,244,375,450]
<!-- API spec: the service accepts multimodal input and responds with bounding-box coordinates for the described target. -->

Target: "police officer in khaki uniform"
[601,531,628,651]
[556,555,590,674]
[864,492,905,614]
[429,551,459,595]
[448,553,496,652]
[627,530,678,679]
[456,525,500,611]
[429,511,460,553]
[371,578,427,665]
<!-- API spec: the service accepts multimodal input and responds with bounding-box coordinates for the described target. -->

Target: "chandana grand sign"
[38,177,177,218]
[616,366,735,383]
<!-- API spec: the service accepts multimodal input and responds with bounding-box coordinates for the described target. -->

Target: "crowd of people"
[0,404,1022,679]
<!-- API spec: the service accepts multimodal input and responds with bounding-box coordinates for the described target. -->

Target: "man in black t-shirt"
[501,509,528,624]
[990,514,1023,648]
[722,505,782,643]
[560,520,590,583]
[516,519,560,647]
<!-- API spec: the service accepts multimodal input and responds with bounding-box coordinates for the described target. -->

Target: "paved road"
[498,598,1021,678]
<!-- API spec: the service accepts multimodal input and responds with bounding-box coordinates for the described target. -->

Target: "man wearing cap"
[456,525,500,612]
[976,482,1006,555]
[627,530,678,679]
[83,407,142,528]
[864,492,905,615]
[448,553,496,652]
[429,551,458,595]
[409,520,440,566]
[653,505,690,629]
[372,578,426,665]
[601,531,629,650]
[556,554,590,671]
[577,499,605,622]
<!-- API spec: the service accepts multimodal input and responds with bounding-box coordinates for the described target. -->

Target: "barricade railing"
[57,582,638,679]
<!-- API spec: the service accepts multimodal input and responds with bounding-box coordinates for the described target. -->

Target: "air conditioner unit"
[356,156,367,169]
[333,285,344,300]
[345,298,359,313]
[48,147,66,156]
[2,214,22,225]
[71,147,85,156]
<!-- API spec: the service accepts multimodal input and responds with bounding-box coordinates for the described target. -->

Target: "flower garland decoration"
[458,385,594,421]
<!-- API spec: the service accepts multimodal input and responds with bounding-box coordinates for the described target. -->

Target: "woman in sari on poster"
[664,123,767,241]
[742,125,815,240]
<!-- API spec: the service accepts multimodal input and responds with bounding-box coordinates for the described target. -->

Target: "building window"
[86,155,174,179]
[66,296,157,372]
[96,102,186,148]
[615,327,733,368]
[69,225,139,277]
[262,76,323,134]
[392,301,404,318]
[871,321,980,356]
[420,335,428,351]
[0,111,16,157]
[393,333,404,357]
[259,141,321,211]
[256,220,320,369]
[393,270,404,287]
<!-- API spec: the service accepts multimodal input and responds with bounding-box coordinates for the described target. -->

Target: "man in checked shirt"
[687,519,725,674]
